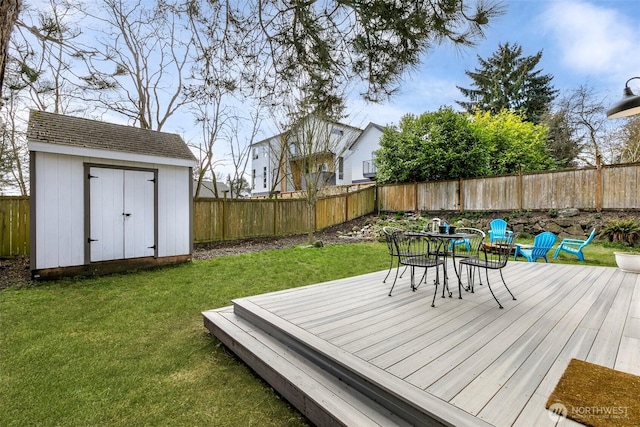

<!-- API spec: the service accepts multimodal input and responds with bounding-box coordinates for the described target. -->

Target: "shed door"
[89,167,156,262]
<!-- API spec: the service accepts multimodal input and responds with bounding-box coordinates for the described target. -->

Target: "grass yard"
[0,242,389,427]
[513,236,635,266]
[0,237,633,426]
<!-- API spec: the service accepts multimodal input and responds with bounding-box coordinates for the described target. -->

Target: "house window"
[252,169,256,189]
[338,157,344,180]
[331,128,344,136]
[263,167,267,188]
[252,148,259,160]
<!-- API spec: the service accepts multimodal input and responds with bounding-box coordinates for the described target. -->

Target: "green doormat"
[546,358,640,427]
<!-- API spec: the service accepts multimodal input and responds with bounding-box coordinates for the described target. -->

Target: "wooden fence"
[2,163,637,257]
[0,196,29,258]
[377,162,640,213]
[193,185,375,243]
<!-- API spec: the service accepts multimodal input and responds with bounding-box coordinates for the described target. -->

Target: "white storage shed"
[27,110,197,279]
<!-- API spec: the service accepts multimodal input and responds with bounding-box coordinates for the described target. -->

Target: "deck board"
[206,260,640,426]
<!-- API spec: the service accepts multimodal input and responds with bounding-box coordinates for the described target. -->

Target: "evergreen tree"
[456,42,558,124]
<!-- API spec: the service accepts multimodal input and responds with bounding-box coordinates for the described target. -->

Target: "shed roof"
[27,110,196,162]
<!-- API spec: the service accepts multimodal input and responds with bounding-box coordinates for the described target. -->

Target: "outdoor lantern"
[431,218,441,232]
[606,76,640,118]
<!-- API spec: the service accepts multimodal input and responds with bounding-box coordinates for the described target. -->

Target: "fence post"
[518,164,523,212]
[222,192,227,241]
[595,155,602,212]
[273,192,278,236]
[375,185,379,214]
[346,187,350,221]
[458,178,464,213]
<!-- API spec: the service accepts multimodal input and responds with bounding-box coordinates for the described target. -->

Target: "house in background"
[27,110,197,279]
[192,180,229,198]
[250,118,384,197]
[347,122,385,183]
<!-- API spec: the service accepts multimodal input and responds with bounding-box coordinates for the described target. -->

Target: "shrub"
[602,218,640,246]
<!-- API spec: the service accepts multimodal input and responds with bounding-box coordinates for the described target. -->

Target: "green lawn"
[513,236,636,266]
[0,243,389,427]
[0,238,632,426]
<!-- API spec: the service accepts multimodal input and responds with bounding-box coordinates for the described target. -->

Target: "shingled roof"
[27,110,196,162]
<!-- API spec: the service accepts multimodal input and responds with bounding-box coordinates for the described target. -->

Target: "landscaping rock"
[558,208,580,217]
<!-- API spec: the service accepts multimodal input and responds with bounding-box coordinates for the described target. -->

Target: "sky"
[342,0,640,129]
[12,0,640,186]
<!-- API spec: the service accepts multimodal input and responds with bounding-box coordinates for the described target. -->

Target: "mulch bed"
[0,257,31,290]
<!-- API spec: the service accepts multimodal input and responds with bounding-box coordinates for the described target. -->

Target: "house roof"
[27,110,196,162]
[348,122,385,151]
[251,116,363,147]
[192,180,229,198]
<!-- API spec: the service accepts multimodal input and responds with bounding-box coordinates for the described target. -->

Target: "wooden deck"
[203,261,640,426]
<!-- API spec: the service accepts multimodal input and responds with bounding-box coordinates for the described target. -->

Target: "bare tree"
[613,115,640,163]
[556,84,616,165]
[12,0,89,114]
[185,0,266,198]
[80,0,192,130]
[225,111,261,199]
[0,91,27,195]
[1,0,86,194]
[278,104,360,243]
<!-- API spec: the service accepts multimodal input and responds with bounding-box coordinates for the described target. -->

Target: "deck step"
[205,298,492,427]
[203,306,412,427]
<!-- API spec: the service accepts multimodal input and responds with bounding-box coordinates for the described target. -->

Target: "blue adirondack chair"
[514,231,557,262]
[488,219,513,243]
[553,228,596,262]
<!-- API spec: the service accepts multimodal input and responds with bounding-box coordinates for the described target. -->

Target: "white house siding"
[157,165,191,257]
[33,152,192,270]
[348,124,383,183]
[251,141,275,196]
[34,152,85,269]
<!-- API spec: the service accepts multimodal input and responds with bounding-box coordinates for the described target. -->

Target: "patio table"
[423,231,475,299]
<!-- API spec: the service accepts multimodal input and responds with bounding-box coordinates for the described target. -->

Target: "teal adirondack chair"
[514,231,557,262]
[488,219,513,243]
[553,228,596,262]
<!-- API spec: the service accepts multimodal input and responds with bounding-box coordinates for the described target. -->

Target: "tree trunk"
[0,0,21,102]
[306,202,315,244]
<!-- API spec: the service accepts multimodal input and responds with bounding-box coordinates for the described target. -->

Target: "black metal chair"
[453,227,486,290]
[459,232,519,309]
[391,231,446,307]
[382,226,408,291]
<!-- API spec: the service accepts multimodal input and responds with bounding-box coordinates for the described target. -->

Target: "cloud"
[541,0,640,81]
